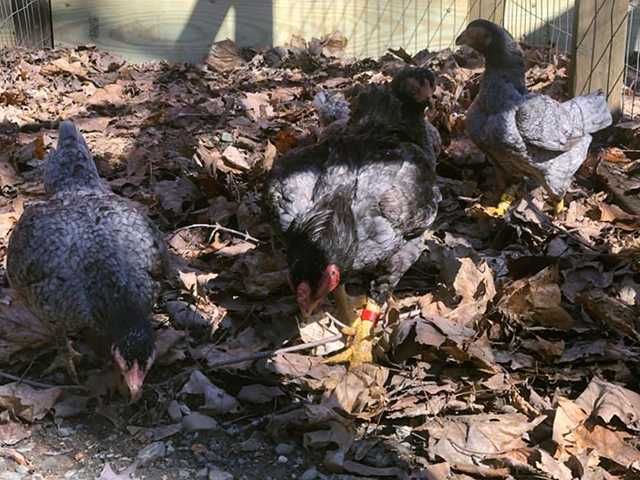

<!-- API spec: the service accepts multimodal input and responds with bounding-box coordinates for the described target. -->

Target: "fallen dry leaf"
[580,290,640,340]
[324,364,389,416]
[421,413,546,466]
[180,370,239,414]
[554,396,640,468]
[98,462,138,480]
[0,383,62,422]
[205,39,246,72]
[498,266,575,329]
[0,422,31,445]
[241,92,275,122]
[576,377,640,431]
[237,385,285,404]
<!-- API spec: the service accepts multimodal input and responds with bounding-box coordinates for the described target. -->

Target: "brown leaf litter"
[0,37,637,479]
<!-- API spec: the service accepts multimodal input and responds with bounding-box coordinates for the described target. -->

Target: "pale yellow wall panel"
[52,0,469,64]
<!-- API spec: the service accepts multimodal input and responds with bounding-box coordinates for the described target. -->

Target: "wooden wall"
[572,0,629,114]
[51,0,469,64]
[50,0,629,115]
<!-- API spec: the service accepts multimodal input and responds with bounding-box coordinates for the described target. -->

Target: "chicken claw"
[43,339,82,384]
[324,299,380,367]
[471,185,519,219]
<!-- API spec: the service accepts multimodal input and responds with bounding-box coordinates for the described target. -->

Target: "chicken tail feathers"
[57,120,89,151]
[563,90,613,135]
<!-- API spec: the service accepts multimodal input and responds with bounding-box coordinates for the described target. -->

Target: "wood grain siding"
[572,0,629,114]
[52,0,468,64]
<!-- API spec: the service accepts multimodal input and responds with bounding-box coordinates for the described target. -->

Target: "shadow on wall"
[52,0,273,64]
[175,0,273,62]
[503,3,575,54]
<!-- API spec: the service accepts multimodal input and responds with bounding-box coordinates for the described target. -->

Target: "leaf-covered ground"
[0,35,639,480]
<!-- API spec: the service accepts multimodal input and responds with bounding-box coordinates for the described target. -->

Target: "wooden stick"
[170,223,261,244]
[451,463,510,478]
[0,370,87,391]
[207,333,344,370]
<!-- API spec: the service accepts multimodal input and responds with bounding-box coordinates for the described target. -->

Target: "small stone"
[166,442,176,455]
[196,467,209,478]
[300,467,318,480]
[30,475,44,480]
[238,432,266,452]
[167,400,183,422]
[14,466,29,475]
[274,443,295,455]
[137,441,167,466]
[64,472,77,479]
[57,426,74,437]
[220,132,233,143]
[182,413,219,432]
[208,466,233,480]
[277,455,288,464]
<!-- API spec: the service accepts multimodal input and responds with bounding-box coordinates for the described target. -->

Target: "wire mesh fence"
[2,0,640,118]
[0,0,52,49]
[623,1,640,118]
[505,0,575,56]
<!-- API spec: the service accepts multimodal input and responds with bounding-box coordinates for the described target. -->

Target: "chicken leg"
[325,237,425,367]
[43,338,82,384]
[324,288,380,367]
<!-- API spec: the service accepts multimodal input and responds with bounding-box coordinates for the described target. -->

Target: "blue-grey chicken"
[456,19,613,216]
[6,121,168,401]
[266,68,441,366]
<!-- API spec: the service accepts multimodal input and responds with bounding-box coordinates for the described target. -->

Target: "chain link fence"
[0,0,52,49]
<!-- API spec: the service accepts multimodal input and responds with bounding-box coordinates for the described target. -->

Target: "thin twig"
[451,463,510,479]
[170,223,261,244]
[0,370,87,391]
[522,196,602,253]
[207,333,344,370]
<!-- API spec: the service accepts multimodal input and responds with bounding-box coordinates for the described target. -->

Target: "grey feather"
[463,22,613,199]
[7,120,168,352]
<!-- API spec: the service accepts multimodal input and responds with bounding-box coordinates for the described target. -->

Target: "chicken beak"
[124,363,145,403]
[455,29,469,46]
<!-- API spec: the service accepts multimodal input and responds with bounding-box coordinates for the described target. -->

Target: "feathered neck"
[286,191,357,289]
[483,30,527,92]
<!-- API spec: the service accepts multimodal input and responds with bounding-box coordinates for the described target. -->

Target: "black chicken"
[266,68,441,366]
[456,19,612,216]
[6,121,168,401]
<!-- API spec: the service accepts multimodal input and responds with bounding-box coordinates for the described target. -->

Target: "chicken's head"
[391,67,436,107]
[285,203,355,317]
[289,263,341,317]
[455,19,519,57]
[111,322,157,403]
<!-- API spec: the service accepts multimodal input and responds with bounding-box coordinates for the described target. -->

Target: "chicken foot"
[323,298,380,366]
[42,338,82,384]
[476,184,519,218]
[324,284,375,365]
[325,237,426,367]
